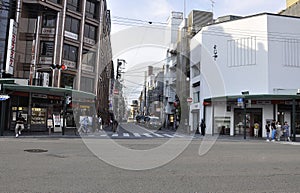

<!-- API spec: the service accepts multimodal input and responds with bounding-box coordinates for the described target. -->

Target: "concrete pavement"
[0,137,300,192]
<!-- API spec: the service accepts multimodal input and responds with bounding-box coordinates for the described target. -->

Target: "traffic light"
[65,96,72,105]
[50,64,57,69]
[51,64,67,70]
[60,64,67,70]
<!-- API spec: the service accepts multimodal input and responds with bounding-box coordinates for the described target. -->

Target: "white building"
[163,12,183,128]
[190,13,300,139]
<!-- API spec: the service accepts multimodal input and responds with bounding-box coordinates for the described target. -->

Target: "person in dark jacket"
[200,119,206,136]
[15,113,25,138]
[265,122,271,142]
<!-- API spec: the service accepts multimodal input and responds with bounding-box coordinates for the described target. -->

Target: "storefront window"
[82,49,96,72]
[84,24,96,40]
[86,0,97,19]
[67,0,80,12]
[61,73,75,89]
[63,44,78,62]
[42,14,56,28]
[48,0,61,4]
[31,108,46,124]
[40,41,54,57]
[80,77,94,93]
[65,16,80,34]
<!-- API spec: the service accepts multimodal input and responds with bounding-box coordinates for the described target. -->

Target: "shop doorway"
[234,108,262,137]
[192,111,199,132]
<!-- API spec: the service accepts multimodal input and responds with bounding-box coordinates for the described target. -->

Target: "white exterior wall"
[190,13,300,136]
[268,14,300,93]
[196,14,300,98]
[199,14,270,99]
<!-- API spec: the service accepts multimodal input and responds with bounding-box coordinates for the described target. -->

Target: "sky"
[108,0,286,33]
[107,0,287,105]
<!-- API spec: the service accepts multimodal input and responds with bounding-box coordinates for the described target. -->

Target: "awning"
[204,94,300,103]
[2,84,96,100]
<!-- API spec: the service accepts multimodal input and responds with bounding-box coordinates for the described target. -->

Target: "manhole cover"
[24,149,48,153]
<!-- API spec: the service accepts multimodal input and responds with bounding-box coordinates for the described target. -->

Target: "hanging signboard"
[5,19,17,75]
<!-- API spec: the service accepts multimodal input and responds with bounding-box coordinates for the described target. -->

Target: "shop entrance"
[192,111,199,132]
[234,108,262,137]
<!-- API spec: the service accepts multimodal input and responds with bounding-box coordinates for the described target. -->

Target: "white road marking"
[143,133,153,138]
[163,134,174,138]
[112,133,118,137]
[152,133,164,138]
[123,133,130,137]
[173,134,184,138]
[133,133,141,137]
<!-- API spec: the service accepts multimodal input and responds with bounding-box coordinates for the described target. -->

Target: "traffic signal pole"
[62,94,67,135]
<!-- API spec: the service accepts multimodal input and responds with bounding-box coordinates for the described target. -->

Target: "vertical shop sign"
[5,19,17,75]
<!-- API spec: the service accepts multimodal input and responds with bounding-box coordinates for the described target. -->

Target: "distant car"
[136,115,145,123]
[146,116,162,129]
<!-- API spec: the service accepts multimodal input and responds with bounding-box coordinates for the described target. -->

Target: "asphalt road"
[0,137,299,193]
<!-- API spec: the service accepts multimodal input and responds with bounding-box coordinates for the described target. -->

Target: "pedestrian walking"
[78,116,89,134]
[98,115,103,130]
[200,119,206,136]
[271,120,277,142]
[265,122,270,142]
[282,121,291,142]
[276,121,282,141]
[254,122,259,137]
[15,113,25,138]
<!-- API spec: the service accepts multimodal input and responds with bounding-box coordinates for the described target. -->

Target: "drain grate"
[24,149,48,153]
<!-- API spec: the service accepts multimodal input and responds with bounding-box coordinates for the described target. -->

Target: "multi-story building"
[0,0,112,135]
[280,0,300,16]
[286,0,299,8]
[177,10,212,132]
[190,13,300,139]
[163,11,183,129]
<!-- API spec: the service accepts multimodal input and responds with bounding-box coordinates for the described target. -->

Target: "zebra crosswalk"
[89,132,186,139]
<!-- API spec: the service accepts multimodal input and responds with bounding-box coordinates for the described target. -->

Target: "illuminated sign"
[0,95,10,101]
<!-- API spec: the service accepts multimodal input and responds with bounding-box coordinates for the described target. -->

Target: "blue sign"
[237,98,243,103]
[0,95,10,101]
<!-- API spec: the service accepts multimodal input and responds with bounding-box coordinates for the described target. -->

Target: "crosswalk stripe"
[133,133,141,137]
[174,134,184,138]
[96,133,186,138]
[152,133,164,138]
[143,133,153,138]
[163,134,174,138]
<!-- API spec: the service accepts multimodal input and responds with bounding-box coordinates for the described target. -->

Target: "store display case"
[31,108,46,125]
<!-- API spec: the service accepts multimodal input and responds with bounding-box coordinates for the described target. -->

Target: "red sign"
[203,101,211,106]
[187,97,193,103]
[113,89,119,95]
